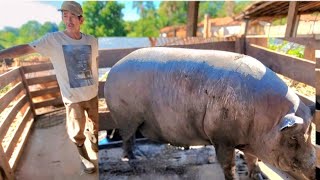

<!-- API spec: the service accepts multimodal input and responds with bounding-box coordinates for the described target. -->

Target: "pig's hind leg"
[111,112,141,161]
[215,143,236,180]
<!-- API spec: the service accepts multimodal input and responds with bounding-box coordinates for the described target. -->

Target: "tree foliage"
[0,21,58,48]
[133,1,155,18]
[157,1,188,27]
[82,1,126,37]
[126,1,159,37]
[199,1,225,19]
[128,1,252,37]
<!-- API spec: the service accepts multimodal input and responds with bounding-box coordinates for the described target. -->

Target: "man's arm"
[0,44,36,59]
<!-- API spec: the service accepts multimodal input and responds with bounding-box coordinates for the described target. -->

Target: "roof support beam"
[186,1,199,37]
[285,1,299,38]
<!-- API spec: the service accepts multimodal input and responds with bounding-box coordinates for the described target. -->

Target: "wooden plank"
[26,75,57,85]
[5,107,32,159]
[0,95,28,140]
[246,1,274,18]
[285,1,299,38]
[246,37,268,48]
[98,48,139,68]
[9,113,34,171]
[33,97,63,109]
[246,44,315,87]
[19,68,36,116]
[30,86,60,98]
[186,1,199,37]
[0,82,24,115]
[246,35,320,49]
[0,146,14,180]
[0,67,21,90]
[22,63,53,74]
[258,162,295,180]
[279,37,320,49]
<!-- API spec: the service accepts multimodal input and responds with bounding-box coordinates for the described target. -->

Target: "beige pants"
[65,96,99,146]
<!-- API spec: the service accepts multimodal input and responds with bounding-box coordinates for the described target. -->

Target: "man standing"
[0,1,99,174]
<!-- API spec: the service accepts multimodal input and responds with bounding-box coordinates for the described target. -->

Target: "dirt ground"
[14,109,98,180]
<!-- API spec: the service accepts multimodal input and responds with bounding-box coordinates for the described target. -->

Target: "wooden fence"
[0,36,318,178]
[0,68,34,180]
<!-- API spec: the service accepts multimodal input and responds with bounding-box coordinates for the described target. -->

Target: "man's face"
[62,11,83,32]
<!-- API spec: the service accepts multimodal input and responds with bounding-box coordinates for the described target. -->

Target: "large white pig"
[104,47,315,180]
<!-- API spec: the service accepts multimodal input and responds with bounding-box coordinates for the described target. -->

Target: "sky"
[0,1,160,30]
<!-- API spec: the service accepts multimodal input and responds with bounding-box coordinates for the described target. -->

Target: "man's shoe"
[77,145,96,174]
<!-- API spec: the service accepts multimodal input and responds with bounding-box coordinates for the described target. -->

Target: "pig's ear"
[279,114,304,131]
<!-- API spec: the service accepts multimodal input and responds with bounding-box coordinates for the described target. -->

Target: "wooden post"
[304,44,316,61]
[186,1,199,37]
[316,49,320,179]
[240,18,249,36]
[0,146,14,180]
[203,14,210,38]
[235,36,246,55]
[19,67,36,116]
[285,1,299,38]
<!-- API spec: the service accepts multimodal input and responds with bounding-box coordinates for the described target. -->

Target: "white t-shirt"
[29,31,99,104]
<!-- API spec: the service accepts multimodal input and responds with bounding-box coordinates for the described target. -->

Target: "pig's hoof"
[121,152,136,161]
[250,172,264,180]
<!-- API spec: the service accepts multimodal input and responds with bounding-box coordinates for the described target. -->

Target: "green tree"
[199,1,225,19]
[58,21,66,31]
[126,2,159,37]
[198,1,252,21]
[133,1,155,18]
[233,1,252,15]
[40,22,58,35]
[82,1,126,37]
[157,1,188,27]
[0,27,19,48]
[17,21,42,44]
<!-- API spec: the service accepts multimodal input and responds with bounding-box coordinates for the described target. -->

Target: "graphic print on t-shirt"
[62,45,93,88]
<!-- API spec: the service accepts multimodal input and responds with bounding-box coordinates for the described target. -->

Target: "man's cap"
[58,1,83,16]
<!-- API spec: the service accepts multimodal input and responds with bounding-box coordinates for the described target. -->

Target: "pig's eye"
[290,136,297,140]
[287,136,299,149]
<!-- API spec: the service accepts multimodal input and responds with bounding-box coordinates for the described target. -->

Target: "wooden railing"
[0,68,34,180]
[0,36,318,178]
[22,63,62,114]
